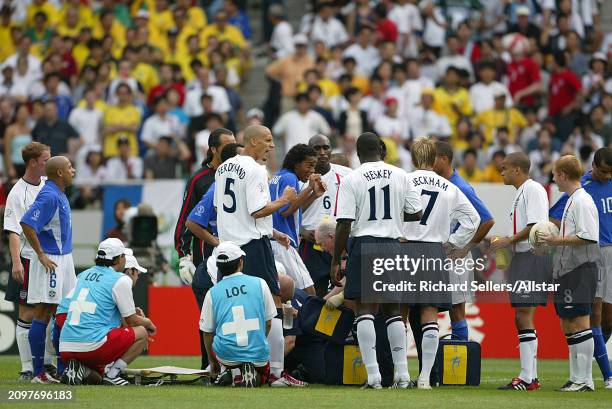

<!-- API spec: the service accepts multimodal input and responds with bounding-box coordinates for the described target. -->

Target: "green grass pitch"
[0,356,609,409]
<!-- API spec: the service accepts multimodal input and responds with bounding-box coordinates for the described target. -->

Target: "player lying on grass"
[56,238,156,386]
[200,242,278,387]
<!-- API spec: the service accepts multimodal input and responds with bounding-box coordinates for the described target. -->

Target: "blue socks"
[28,320,47,376]
[592,326,612,379]
[52,318,64,377]
[451,319,469,341]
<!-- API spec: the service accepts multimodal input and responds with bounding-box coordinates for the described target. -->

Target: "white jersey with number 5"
[336,161,422,239]
[404,169,480,247]
[215,155,273,246]
[301,163,352,230]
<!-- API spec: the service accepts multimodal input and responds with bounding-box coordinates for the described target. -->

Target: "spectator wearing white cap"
[268,4,294,59]
[508,6,541,43]
[266,34,315,114]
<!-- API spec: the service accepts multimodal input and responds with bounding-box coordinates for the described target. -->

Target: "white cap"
[246,107,264,119]
[135,9,150,19]
[125,254,147,273]
[215,241,245,263]
[516,6,530,16]
[293,33,308,46]
[97,238,126,260]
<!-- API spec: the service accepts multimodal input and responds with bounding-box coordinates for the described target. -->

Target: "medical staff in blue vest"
[58,238,157,386]
[200,241,277,387]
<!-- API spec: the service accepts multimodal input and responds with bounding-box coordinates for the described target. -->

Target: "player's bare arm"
[203,332,220,378]
[7,232,24,283]
[251,186,297,219]
[330,220,351,287]
[490,224,533,251]
[538,234,597,247]
[21,223,57,273]
[300,175,328,212]
[124,313,157,336]
[452,218,495,258]
[185,220,220,247]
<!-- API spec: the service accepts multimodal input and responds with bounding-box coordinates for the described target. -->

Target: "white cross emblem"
[68,288,97,325]
[221,305,260,346]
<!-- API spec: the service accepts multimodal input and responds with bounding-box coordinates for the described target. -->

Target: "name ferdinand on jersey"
[217,162,246,179]
[363,169,393,181]
[412,175,449,191]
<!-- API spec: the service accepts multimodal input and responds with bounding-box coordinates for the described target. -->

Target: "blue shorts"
[242,236,280,295]
[344,236,399,300]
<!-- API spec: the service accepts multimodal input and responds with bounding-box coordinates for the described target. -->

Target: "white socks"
[356,314,380,385]
[16,320,32,372]
[268,317,284,378]
[567,329,594,385]
[419,321,439,382]
[386,316,409,382]
[107,359,127,378]
[518,329,536,383]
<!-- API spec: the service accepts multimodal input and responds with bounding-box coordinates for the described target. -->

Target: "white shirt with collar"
[510,179,549,253]
[183,85,231,117]
[408,106,451,139]
[270,21,295,58]
[307,16,349,48]
[273,109,331,154]
[469,81,512,113]
[343,44,380,77]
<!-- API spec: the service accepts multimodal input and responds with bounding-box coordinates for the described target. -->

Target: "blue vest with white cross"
[59,266,124,346]
[210,273,270,363]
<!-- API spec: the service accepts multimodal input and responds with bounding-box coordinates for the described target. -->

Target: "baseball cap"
[384,96,398,106]
[421,87,435,95]
[246,107,264,119]
[125,254,147,273]
[293,33,308,46]
[97,238,127,260]
[215,241,246,263]
[494,89,506,98]
[516,6,530,16]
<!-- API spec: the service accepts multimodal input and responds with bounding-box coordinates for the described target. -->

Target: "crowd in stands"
[0,0,610,208]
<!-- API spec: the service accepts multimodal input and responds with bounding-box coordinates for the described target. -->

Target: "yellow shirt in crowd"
[26,2,59,27]
[483,164,504,183]
[458,167,485,183]
[200,24,246,50]
[103,104,142,158]
[473,108,528,146]
[433,87,473,149]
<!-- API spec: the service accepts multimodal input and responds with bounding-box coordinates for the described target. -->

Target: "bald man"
[214,125,303,386]
[21,156,77,383]
[299,134,351,296]
[491,152,551,391]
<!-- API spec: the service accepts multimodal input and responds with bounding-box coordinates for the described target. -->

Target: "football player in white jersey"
[300,134,351,295]
[214,124,302,386]
[490,152,551,391]
[332,132,423,389]
[540,156,600,392]
[3,142,51,381]
[403,137,480,389]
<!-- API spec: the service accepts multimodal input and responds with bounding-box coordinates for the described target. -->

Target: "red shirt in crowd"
[507,57,541,106]
[548,69,581,117]
[376,19,398,42]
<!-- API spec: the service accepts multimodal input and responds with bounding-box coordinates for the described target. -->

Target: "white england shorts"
[596,246,612,304]
[271,241,314,290]
[451,251,475,305]
[27,253,76,304]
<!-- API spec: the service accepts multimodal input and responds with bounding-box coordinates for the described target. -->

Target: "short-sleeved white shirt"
[336,161,422,239]
[215,155,273,246]
[403,170,480,247]
[3,177,45,259]
[301,163,352,231]
[510,179,549,252]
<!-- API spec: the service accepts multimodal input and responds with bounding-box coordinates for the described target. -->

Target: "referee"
[21,156,77,384]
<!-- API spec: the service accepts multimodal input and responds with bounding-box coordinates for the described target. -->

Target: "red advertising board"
[148,287,568,358]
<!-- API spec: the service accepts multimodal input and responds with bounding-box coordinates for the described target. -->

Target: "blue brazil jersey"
[269,169,300,248]
[20,180,73,255]
[550,171,612,245]
[187,182,218,236]
[59,266,126,346]
[210,274,270,363]
[449,169,493,232]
